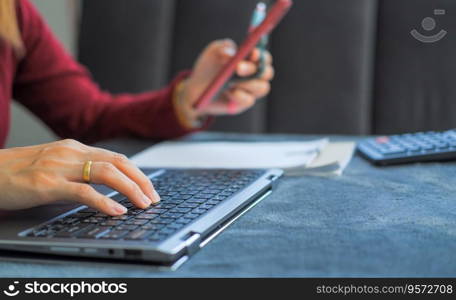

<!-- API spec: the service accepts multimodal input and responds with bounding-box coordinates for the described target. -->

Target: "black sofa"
[78,0,456,135]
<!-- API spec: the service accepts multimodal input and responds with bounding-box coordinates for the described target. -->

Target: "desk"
[1,133,456,277]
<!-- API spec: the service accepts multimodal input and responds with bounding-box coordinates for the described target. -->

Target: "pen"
[250,2,267,31]
[226,3,268,114]
[250,2,268,52]
[248,3,268,79]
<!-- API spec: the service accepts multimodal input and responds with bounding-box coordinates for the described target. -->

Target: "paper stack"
[285,142,355,177]
[131,139,355,177]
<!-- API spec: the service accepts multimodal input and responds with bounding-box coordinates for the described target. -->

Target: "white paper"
[286,142,355,177]
[131,139,328,169]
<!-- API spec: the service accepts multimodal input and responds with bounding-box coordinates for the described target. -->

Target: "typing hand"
[174,39,274,127]
[0,139,159,216]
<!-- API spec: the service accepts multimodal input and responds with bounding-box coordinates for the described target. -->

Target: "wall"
[6,0,80,147]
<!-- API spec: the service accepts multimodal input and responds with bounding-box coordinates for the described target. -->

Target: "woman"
[0,0,274,216]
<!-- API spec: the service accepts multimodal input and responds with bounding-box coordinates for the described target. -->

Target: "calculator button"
[379,147,406,156]
[376,137,390,144]
[416,143,434,150]
[433,141,449,149]
[409,146,421,152]
[445,130,456,139]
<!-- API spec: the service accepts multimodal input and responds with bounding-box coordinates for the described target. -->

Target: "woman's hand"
[175,39,274,127]
[0,139,159,216]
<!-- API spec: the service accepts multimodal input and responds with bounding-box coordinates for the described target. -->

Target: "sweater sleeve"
[12,0,203,144]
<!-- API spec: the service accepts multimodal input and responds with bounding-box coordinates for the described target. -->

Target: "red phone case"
[194,0,293,111]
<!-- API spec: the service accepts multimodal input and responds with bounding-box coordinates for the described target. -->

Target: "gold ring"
[82,161,93,183]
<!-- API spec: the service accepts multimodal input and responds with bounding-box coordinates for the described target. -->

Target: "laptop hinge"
[183,232,201,256]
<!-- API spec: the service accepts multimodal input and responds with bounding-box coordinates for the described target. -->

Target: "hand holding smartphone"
[194,0,293,112]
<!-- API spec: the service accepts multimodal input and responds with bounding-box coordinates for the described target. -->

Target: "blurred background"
[7,0,456,147]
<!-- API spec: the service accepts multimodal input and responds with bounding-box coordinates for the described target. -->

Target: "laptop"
[0,168,282,269]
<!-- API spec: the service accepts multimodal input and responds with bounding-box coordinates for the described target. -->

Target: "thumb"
[182,39,237,111]
[189,39,237,87]
[201,38,237,67]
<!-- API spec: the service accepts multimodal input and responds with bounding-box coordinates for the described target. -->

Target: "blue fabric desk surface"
[1,133,455,277]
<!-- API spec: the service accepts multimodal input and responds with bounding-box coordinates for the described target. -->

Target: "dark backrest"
[374,0,456,134]
[78,0,456,135]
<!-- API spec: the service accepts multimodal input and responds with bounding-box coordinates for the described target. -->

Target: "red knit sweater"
[0,0,196,148]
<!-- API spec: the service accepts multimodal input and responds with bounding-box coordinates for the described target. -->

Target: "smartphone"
[194,0,293,112]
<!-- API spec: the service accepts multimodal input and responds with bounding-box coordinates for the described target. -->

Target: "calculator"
[357,129,456,165]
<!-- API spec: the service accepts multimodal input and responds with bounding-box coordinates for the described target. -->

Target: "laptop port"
[267,174,278,181]
[124,249,142,259]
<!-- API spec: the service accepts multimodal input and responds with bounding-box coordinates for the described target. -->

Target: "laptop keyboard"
[24,169,265,242]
